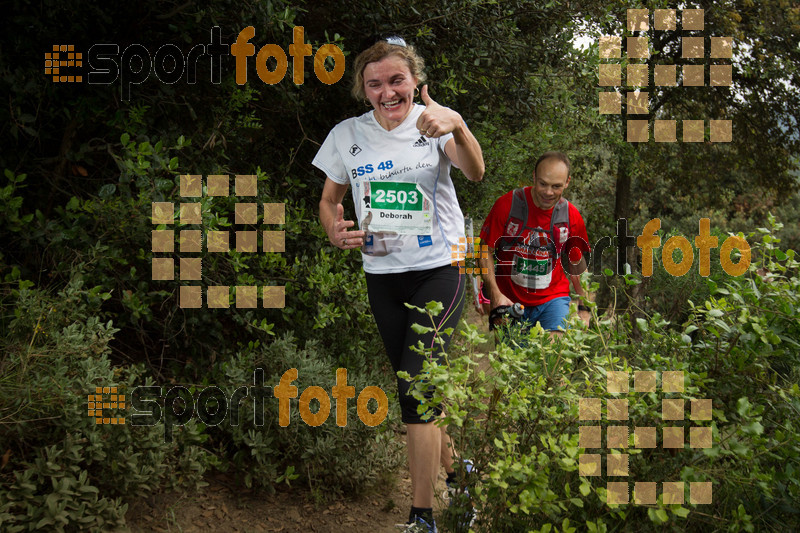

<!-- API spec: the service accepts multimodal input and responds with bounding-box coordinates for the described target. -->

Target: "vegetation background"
[1,0,798,531]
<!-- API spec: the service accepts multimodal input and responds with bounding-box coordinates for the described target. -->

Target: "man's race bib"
[360,181,433,235]
[510,247,554,290]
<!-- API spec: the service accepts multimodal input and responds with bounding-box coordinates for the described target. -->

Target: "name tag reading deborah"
[361,181,433,235]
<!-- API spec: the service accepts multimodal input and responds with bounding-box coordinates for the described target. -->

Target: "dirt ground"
[123,302,492,533]
[123,469,451,533]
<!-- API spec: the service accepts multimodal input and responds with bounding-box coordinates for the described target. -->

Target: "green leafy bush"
[212,333,404,499]
[0,278,213,532]
[405,223,799,533]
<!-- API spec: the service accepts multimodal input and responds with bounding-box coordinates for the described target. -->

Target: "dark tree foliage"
[1,0,592,367]
[586,0,800,222]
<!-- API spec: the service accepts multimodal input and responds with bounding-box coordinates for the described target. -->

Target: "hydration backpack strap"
[550,198,570,249]
[551,198,569,228]
[509,187,528,224]
[495,188,528,252]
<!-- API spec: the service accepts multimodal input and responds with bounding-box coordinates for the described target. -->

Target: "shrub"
[405,222,799,532]
[210,333,404,499]
[0,277,213,532]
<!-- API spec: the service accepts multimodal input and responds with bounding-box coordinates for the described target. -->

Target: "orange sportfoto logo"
[48,26,344,100]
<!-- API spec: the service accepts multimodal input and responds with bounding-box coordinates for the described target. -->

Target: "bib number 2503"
[374,188,418,205]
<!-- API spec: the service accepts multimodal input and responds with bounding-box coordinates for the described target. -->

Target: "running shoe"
[444,459,476,529]
[395,517,437,532]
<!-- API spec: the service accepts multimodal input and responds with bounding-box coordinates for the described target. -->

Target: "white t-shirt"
[313,104,466,274]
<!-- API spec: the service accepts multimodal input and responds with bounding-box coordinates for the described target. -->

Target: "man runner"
[478,151,591,334]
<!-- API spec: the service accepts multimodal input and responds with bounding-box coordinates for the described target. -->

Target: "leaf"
[45,492,58,514]
[655,509,668,522]
[425,300,444,316]
[411,323,434,335]
[71,164,88,176]
[35,517,56,529]
[730,440,749,455]
[736,397,751,417]
[672,506,690,518]
[742,421,764,435]
[98,184,116,198]
[120,133,130,145]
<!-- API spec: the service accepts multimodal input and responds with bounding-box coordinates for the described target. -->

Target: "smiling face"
[362,55,417,131]
[531,158,570,210]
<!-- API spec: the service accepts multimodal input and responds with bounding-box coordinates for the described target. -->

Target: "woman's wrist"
[450,115,468,140]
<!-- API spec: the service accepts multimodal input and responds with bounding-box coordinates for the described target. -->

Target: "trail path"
[125,470,434,533]
[124,304,490,533]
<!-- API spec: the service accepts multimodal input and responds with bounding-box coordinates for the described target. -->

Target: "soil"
[123,470,446,533]
[122,301,492,533]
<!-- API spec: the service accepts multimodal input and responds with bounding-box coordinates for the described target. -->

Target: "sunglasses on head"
[360,33,408,51]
